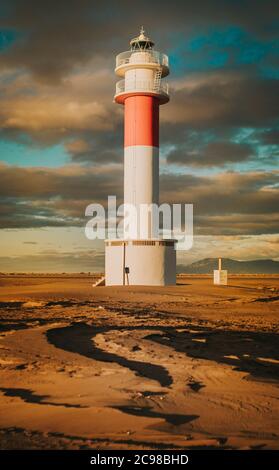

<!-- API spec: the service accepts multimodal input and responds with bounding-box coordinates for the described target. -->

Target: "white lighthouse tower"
[105,28,176,286]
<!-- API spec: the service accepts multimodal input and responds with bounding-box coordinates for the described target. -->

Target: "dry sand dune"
[0,274,278,450]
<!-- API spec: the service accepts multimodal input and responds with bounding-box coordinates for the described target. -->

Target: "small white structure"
[213,258,228,285]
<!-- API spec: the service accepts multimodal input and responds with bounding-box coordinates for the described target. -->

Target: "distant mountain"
[178,258,279,274]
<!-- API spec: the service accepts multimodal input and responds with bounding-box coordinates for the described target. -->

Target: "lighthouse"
[105,28,176,286]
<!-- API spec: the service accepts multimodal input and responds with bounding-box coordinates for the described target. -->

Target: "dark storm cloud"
[0,1,278,81]
[167,141,254,166]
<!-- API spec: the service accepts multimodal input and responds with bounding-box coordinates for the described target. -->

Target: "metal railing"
[116,50,169,69]
[115,79,169,96]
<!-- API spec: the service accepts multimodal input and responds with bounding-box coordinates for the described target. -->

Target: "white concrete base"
[214,270,228,285]
[105,239,176,286]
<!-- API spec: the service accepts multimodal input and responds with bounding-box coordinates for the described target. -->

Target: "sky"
[0,0,278,272]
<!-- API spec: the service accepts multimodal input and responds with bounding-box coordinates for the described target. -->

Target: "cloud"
[195,213,279,235]
[167,141,254,166]
[1,0,278,83]
[161,170,278,212]
[0,67,120,146]
[65,125,123,164]
[0,162,278,235]
[1,233,278,272]
[0,249,104,273]
[0,13,277,160]
[177,234,279,265]
[0,162,122,200]
[160,170,279,235]
[1,67,278,160]
[0,0,278,254]
[0,1,116,83]
[0,161,123,227]
[162,71,279,128]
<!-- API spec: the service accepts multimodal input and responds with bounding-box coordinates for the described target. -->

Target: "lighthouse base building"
[105,29,176,286]
[105,240,176,286]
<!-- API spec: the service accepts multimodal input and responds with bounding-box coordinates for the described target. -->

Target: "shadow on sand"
[145,327,279,382]
[47,322,279,386]
[0,387,87,408]
[112,405,198,426]
[47,323,172,387]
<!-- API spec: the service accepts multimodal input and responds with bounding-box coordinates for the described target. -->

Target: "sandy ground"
[0,273,278,450]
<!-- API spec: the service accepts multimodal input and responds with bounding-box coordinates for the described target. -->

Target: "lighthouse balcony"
[115,50,169,77]
[114,78,169,104]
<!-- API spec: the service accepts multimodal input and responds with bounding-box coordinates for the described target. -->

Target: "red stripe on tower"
[124,95,159,148]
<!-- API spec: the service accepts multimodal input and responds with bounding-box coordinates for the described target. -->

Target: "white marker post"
[213,258,228,285]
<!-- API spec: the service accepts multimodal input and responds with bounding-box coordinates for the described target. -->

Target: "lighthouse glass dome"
[130,27,154,50]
